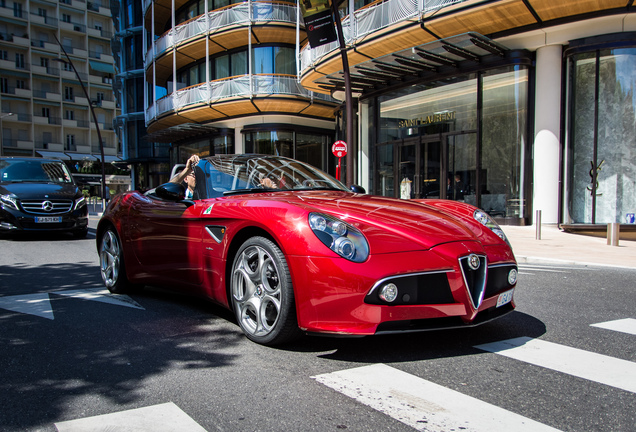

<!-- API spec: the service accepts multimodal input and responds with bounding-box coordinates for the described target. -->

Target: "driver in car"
[170,154,200,199]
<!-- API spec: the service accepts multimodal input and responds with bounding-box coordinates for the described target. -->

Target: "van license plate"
[35,216,62,223]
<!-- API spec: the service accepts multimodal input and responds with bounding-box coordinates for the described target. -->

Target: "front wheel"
[231,236,300,345]
[99,228,135,294]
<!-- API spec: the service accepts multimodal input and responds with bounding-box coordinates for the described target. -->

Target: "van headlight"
[1,194,19,210]
[309,213,369,262]
[74,196,87,210]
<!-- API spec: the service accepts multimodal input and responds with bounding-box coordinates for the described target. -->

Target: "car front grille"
[20,199,73,215]
[459,254,487,310]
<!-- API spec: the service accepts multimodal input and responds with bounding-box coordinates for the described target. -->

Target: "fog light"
[379,283,398,303]
[508,268,518,285]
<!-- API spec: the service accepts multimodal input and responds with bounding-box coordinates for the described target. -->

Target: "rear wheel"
[231,236,300,345]
[99,228,134,294]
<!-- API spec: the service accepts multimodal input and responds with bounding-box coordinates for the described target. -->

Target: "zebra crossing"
[313,317,636,432]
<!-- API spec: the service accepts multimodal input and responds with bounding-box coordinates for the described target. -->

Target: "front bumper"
[0,206,88,232]
[289,240,517,335]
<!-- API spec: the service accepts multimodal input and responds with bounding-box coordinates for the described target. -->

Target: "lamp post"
[52,34,107,211]
[0,112,14,156]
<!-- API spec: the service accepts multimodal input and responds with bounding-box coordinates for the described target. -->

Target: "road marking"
[313,364,561,432]
[590,318,636,336]
[0,289,143,320]
[474,337,636,394]
[55,402,207,432]
[54,288,144,310]
[0,293,54,320]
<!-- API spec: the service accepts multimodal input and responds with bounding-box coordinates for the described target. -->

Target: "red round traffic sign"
[332,140,347,158]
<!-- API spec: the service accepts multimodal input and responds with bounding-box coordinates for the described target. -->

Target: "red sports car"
[97,154,517,345]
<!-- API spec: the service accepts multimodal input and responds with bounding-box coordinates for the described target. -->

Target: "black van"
[0,157,89,238]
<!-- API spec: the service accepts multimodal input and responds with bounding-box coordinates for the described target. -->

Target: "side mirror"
[156,182,185,201]
[350,185,366,194]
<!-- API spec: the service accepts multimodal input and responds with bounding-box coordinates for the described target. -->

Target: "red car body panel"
[98,155,517,338]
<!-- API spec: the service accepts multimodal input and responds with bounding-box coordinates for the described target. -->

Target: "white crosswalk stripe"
[590,318,636,336]
[55,402,206,432]
[313,364,562,432]
[474,337,636,394]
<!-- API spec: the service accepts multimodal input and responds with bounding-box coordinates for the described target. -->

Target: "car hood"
[0,182,80,199]
[258,191,477,250]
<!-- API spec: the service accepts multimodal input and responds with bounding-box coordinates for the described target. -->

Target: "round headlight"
[379,283,398,303]
[309,214,327,231]
[331,221,347,236]
[334,237,355,260]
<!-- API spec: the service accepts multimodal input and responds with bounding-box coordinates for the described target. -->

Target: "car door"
[127,194,203,287]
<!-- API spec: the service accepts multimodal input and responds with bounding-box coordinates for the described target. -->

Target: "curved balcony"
[299,0,630,93]
[146,1,302,85]
[146,74,338,132]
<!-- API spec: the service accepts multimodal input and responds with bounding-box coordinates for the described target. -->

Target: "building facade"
[111,0,170,191]
[142,0,341,176]
[0,0,126,192]
[299,0,636,228]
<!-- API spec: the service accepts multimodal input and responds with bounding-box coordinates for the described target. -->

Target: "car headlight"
[0,194,19,210]
[308,212,369,262]
[473,209,510,246]
[74,196,87,210]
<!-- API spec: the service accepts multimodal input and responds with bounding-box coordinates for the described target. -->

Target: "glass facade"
[566,47,636,224]
[244,128,331,170]
[369,65,529,223]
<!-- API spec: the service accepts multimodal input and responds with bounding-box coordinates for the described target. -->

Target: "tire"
[231,236,301,346]
[99,228,134,294]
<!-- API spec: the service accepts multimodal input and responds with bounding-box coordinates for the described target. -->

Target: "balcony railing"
[146,74,333,123]
[145,1,297,67]
[300,0,464,71]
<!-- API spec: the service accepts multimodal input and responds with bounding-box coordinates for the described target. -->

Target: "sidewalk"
[502,225,636,269]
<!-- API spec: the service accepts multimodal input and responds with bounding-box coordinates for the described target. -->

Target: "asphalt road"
[0,217,635,432]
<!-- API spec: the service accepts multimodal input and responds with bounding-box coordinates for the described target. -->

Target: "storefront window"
[566,47,636,224]
[480,66,528,220]
[371,66,529,223]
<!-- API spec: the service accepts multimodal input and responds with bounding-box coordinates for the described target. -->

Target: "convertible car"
[97,154,517,345]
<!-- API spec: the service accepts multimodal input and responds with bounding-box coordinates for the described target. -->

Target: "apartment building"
[0,0,122,186]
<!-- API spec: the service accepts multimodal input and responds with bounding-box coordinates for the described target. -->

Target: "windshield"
[0,159,74,184]
[200,155,348,198]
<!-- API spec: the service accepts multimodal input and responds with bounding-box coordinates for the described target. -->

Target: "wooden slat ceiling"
[301,0,632,94]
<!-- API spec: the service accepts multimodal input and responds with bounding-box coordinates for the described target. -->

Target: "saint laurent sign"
[398,111,456,128]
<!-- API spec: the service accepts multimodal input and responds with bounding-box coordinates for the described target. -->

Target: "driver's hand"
[186,155,200,169]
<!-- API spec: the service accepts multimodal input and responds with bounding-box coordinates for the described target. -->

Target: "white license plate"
[35,216,62,223]
[496,289,514,307]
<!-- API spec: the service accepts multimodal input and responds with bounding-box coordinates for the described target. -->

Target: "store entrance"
[397,132,476,201]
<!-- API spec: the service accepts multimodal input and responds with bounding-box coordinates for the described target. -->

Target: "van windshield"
[0,159,74,184]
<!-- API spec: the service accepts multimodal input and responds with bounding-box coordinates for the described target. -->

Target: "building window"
[65,110,74,120]
[15,53,25,69]
[66,134,75,151]
[0,77,7,93]
[370,65,529,223]
[16,80,25,89]
[42,107,50,118]
[96,92,105,103]
[64,86,73,101]
[62,14,71,23]
[40,57,49,68]
[565,45,636,224]
[0,50,8,61]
